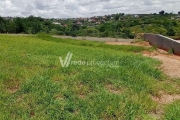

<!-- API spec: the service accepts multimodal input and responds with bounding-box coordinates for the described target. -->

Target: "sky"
[0,0,180,18]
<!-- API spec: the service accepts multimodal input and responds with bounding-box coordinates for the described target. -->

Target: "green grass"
[0,34,179,119]
[164,101,180,120]
[36,33,155,53]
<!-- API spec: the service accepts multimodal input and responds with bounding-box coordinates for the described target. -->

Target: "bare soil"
[105,84,123,95]
[152,93,180,105]
[8,86,19,93]
[151,90,180,105]
[143,51,180,78]
[106,41,180,78]
[106,41,151,47]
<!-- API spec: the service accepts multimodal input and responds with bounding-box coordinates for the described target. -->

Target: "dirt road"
[53,36,134,42]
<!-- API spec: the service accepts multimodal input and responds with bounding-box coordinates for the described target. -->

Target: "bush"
[50,29,60,35]
[166,28,175,36]
[58,31,65,35]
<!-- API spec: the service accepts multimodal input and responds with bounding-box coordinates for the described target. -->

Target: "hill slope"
[0,35,180,119]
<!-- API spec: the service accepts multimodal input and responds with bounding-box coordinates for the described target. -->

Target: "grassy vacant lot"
[0,34,180,120]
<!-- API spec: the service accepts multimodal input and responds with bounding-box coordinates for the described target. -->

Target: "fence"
[144,33,180,56]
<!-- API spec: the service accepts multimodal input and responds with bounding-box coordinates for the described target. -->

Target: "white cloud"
[0,0,180,18]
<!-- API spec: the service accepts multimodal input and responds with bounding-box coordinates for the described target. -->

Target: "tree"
[6,20,16,33]
[99,25,106,32]
[122,28,134,38]
[114,14,120,21]
[0,17,6,33]
[14,17,25,33]
[31,22,41,34]
[178,11,180,15]
[159,10,165,15]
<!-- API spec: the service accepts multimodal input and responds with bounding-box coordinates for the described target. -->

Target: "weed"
[168,48,174,54]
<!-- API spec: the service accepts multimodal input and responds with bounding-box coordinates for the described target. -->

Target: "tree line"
[0,13,180,39]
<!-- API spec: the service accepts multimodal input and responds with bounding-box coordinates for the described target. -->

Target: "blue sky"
[0,0,180,18]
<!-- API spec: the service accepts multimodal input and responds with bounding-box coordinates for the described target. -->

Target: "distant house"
[96,22,101,24]
[101,20,106,22]
[63,24,67,27]
[52,22,62,26]
[76,21,83,25]
[88,19,92,22]
[134,15,139,18]
[82,18,87,21]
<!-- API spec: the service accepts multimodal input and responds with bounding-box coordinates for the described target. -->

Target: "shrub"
[166,28,175,36]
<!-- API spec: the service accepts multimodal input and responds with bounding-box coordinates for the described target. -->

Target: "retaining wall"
[144,33,180,56]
